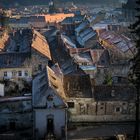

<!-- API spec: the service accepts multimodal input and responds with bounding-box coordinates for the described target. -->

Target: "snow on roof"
[74,55,91,63]
[78,28,96,46]
[79,28,93,38]
[79,65,96,71]
[61,34,76,48]
[75,20,89,33]
[91,23,108,30]
[82,31,96,42]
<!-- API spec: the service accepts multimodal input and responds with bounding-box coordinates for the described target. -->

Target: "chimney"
[56,31,62,46]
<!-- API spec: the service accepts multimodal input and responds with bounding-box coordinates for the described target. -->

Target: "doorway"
[47,118,54,134]
[9,121,16,130]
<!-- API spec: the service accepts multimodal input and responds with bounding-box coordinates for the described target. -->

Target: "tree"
[103,72,112,85]
[129,0,140,139]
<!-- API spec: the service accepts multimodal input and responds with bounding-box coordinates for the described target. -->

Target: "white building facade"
[33,71,67,140]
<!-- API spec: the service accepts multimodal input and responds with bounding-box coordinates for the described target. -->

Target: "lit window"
[18,71,22,76]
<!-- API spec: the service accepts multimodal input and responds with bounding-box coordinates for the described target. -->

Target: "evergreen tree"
[129,0,140,139]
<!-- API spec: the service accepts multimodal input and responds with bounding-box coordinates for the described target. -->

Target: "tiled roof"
[9,16,46,24]
[61,15,85,24]
[94,85,136,101]
[29,16,46,22]
[0,52,31,68]
[33,71,66,108]
[44,13,74,23]
[32,30,52,60]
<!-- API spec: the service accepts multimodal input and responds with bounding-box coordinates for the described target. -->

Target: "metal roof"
[99,31,134,53]
[61,34,76,48]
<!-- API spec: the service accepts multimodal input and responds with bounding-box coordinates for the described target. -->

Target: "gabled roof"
[35,86,66,108]
[99,31,134,53]
[33,71,66,108]
[9,16,46,24]
[77,27,96,46]
[32,30,52,60]
[5,29,32,53]
[61,15,85,24]
[75,20,89,33]
[29,16,46,22]
[90,49,110,66]
[74,51,93,64]
[9,17,29,24]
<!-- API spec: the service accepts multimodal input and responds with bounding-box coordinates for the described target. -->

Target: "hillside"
[0,0,121,7]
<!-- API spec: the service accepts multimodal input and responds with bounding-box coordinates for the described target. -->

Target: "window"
[101,60,105,64]
[101,103,104,105]
[100,107,104,110]
[115,107,121,112]
[24,71,28,76]
[79,103,85,114]
[73,82,81,91]
[18,71,22,76]
[51,75,56,80]
[52,84,58,89]
[67,102,75,108]
[82,62,88,66]
[12,71,16,77]
[122,103,126,106]
[4,71,7,77]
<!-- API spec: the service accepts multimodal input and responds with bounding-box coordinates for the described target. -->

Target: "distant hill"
[0,0,121,7]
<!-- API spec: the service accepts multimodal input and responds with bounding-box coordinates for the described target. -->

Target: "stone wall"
[67,98,136,122]
[63,74,92,98]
